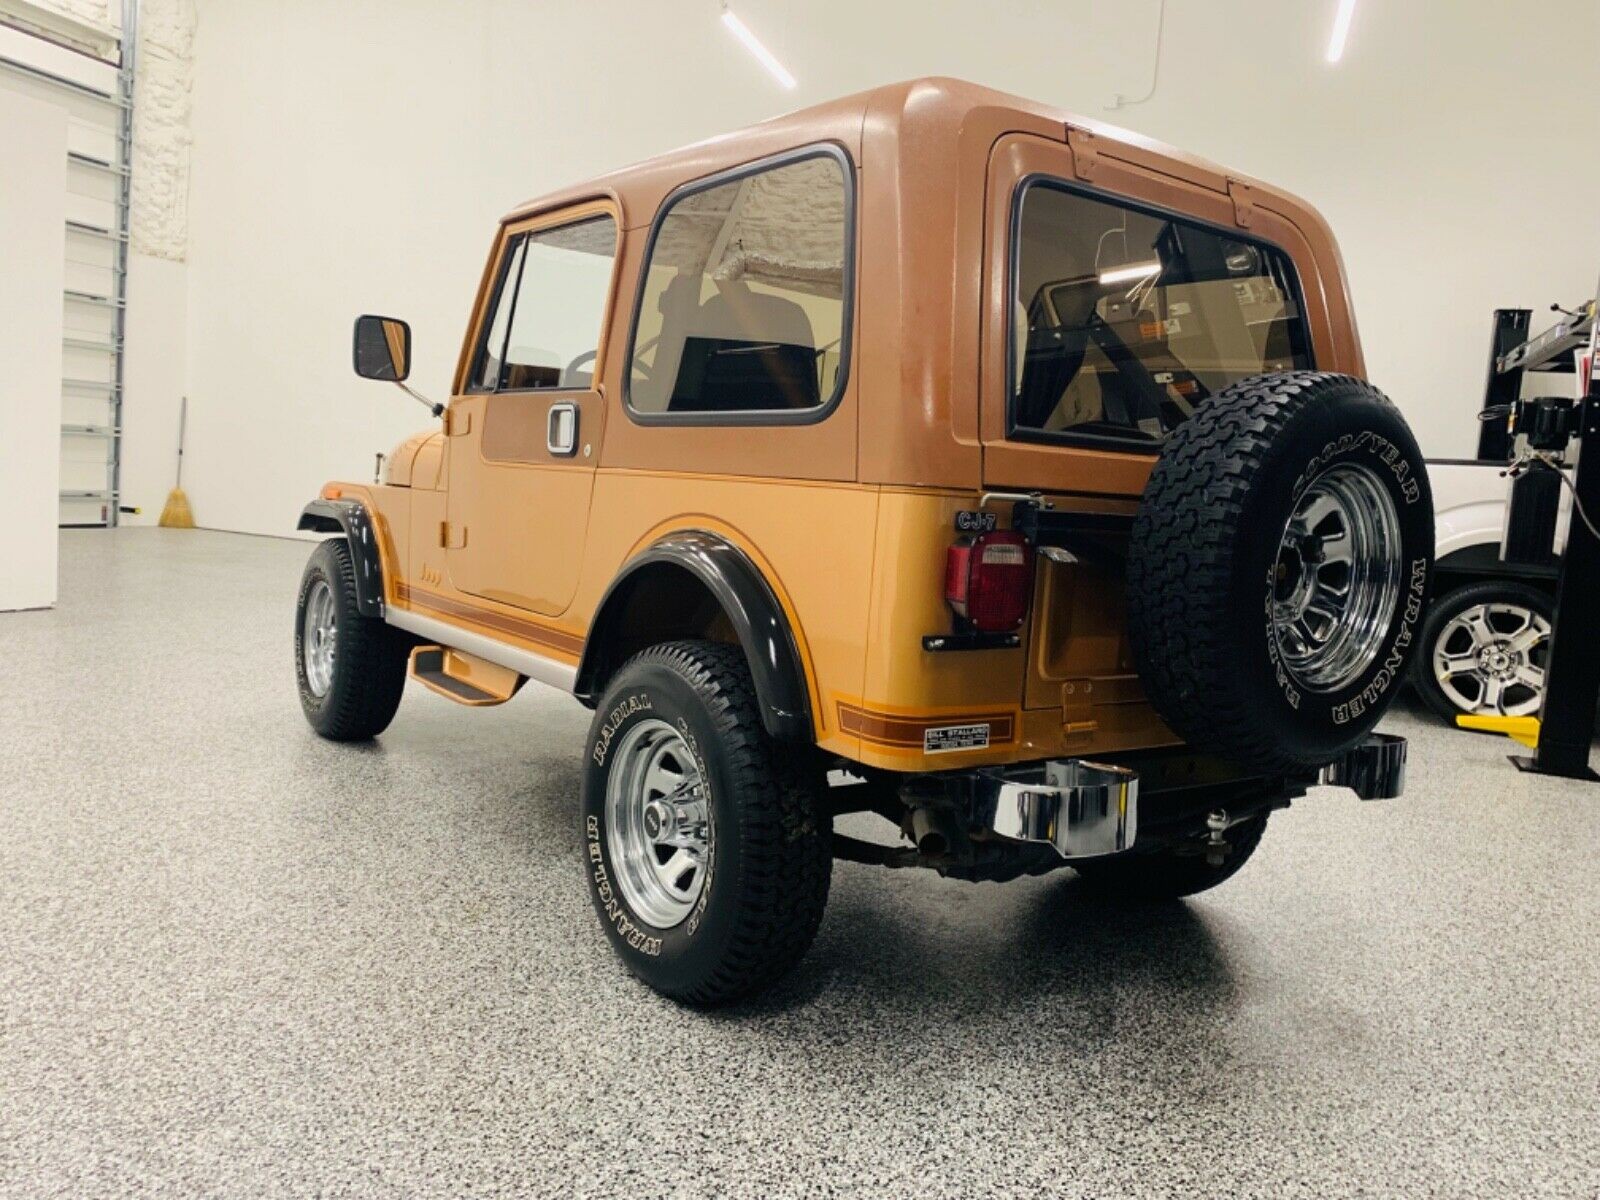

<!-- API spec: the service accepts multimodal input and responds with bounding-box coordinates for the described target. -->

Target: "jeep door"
[445,202,620,616]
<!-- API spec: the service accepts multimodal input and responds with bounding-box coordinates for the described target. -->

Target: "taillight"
[945,530,1035,632]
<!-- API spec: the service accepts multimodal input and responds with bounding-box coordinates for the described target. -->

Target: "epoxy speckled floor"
[4,529,1599,1198]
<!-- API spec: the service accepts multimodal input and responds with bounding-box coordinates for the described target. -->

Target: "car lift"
[1470,285,1600,780]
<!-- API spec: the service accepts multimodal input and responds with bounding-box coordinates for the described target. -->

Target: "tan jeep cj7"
[296,79,1432,1004]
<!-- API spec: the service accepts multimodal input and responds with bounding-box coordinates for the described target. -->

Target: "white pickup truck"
[1415,460,1568,725]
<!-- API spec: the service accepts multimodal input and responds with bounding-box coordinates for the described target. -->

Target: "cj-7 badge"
[954,510,999,534]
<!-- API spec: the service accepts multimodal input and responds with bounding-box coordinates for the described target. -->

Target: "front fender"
[297,498,385,618]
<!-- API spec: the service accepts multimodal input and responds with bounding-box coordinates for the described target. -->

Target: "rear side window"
[627,148,852,421]
[1011,181,1310,446]
[472,215,617,392]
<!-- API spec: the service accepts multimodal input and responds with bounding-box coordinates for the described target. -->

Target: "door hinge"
[1066,126,1100,182]
[1227,177,1257,229]
[445,409,472,437]
[439,520,467,549]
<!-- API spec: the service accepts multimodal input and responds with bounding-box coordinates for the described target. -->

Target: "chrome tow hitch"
[975,759,1139,859]
[971,733,1403,864]
[1318,732,1408,800]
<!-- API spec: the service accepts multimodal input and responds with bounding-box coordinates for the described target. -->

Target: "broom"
[158,395,195,528]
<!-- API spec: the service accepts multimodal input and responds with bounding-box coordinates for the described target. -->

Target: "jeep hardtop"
[295,78,1432,1004]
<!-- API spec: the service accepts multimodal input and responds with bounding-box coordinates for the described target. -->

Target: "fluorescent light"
[721,7,797,90]
[1099,261,1162,285]
[1326,0,1357,63]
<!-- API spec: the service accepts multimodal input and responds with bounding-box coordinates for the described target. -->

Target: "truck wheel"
[1127,371,1433,775]
[581,640,831,1006]
[1411,579,1551,725]
[1072,813,1268,901]
[294,538,409,741]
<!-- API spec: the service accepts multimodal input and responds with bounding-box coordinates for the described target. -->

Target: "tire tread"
[297,539,409,741]
[611,640,831,1005]
[1127,370,1412,774]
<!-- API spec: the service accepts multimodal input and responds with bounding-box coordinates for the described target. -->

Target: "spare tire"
[1127,371,1433,775]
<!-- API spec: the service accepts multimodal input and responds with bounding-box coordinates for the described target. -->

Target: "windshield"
[1011,181,1311,444]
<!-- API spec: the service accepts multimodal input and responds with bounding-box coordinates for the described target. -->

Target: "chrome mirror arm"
[394,381,444,419]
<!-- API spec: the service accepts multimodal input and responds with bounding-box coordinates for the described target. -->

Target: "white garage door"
[0,10,132,527]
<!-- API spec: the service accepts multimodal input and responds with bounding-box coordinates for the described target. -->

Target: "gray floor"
[4,530,1599,1198]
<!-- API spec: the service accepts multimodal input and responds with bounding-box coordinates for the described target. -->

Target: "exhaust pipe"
[909,806,959,858]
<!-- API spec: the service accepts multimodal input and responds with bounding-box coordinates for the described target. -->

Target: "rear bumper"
[977,734,1406,860]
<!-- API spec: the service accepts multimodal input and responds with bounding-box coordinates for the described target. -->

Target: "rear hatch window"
[1011,180,1310,447]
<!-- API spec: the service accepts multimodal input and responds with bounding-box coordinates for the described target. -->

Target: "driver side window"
[472,214,618,392]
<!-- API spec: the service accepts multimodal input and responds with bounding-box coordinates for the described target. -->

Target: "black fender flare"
[574,532,813,743]
[297,498,386,618]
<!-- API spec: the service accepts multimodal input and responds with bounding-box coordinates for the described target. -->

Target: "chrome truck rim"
[1270,463,1403,692]
[604,719,710,929]
[301,578,337,697]
[1433,602,1549,716]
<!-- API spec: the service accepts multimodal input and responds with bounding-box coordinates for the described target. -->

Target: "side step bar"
[408,646,525,707]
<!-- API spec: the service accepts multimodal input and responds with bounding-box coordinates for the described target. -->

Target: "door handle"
[547,402,578,457]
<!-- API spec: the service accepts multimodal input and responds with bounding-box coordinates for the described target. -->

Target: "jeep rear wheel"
[580,640,831,1006]
[1127,372,1433,775]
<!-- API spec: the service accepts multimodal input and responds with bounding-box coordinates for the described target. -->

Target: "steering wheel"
[562,349,598,385]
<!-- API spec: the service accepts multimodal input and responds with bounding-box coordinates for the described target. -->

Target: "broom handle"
[175,395,187,489]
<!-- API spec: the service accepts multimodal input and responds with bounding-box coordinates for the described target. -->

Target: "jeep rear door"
[979,131,1319,718]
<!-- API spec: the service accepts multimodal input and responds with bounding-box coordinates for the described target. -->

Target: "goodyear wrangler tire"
[1127,372,1433,775]
[580,640,831,1005]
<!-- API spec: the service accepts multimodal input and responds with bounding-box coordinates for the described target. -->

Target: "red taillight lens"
[945,530,1034,632]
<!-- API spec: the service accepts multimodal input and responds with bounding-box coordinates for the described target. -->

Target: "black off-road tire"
[581,640,831,1006]
[1410,579,1552,725]
[1072,813,1269,902]
[1127,371,1433,775]
[294,538,410,741]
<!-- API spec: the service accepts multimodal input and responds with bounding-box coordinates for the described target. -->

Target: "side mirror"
[353,315,411,382]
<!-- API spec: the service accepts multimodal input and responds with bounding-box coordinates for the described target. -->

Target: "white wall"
[175,0,1600,536]
[0,88,67,609]
[120,252,188,518]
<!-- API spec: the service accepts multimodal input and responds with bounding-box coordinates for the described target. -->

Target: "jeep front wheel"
[294,538,409,741]
[1127,371,1434,775]
[580,641,831,1005]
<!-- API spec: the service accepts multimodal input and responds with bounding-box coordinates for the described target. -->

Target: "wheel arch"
[297,498,386,618]
[1433,540,1556,597]
[574,532,814,743]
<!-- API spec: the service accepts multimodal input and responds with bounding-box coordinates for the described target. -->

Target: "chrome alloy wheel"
[604,719,711,929]
[1433,602,1549,717]
[301,578,338,698]
[1269,463,1403,692]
